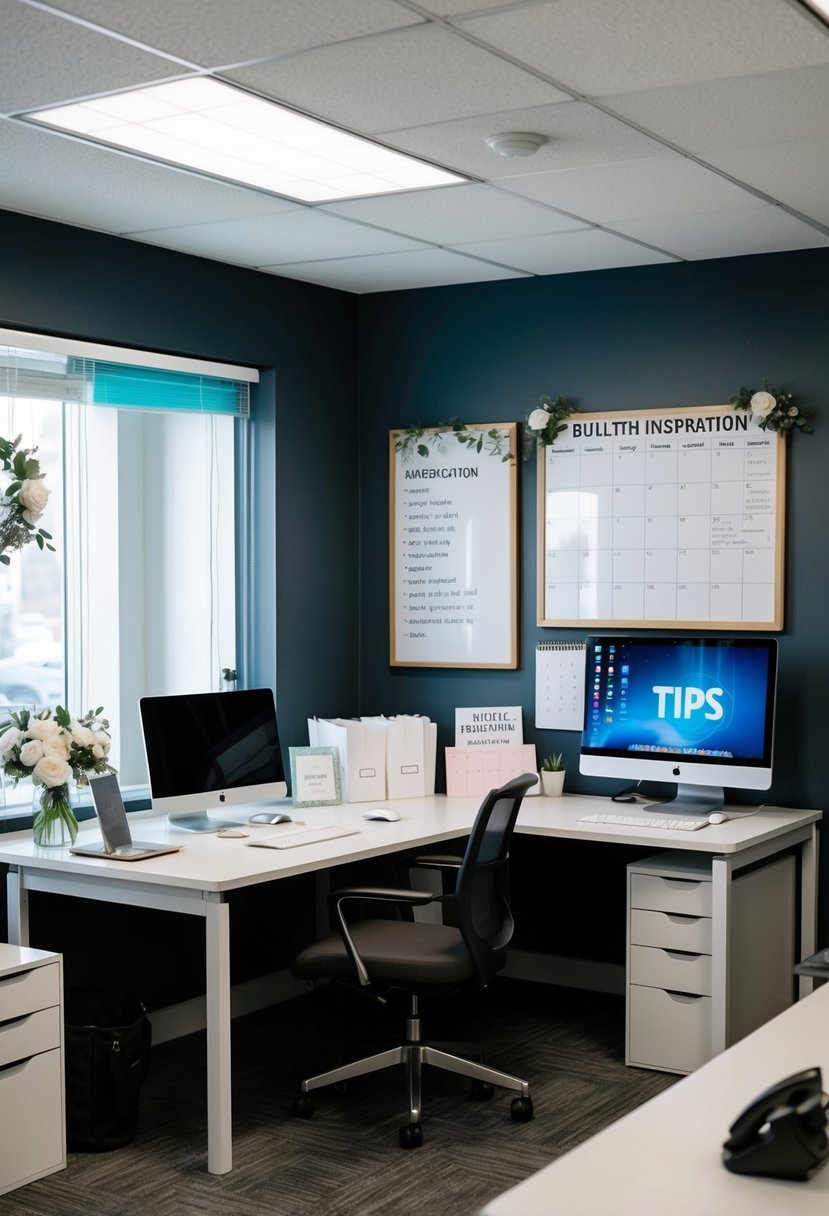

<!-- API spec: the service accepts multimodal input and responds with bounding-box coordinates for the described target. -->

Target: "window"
[0,331,257,808]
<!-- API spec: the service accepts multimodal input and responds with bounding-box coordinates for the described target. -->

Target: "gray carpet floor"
[2,980,676,1216]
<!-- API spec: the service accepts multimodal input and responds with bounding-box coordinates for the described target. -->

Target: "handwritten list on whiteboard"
[390,424,518,668]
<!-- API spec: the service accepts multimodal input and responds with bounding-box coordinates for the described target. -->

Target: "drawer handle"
[0,1012,32,1034]
[665,913,704,926]
[0,1056,30,1078]
[662,949,704,962]
[661,879,705,891]
[665,991,705,1004]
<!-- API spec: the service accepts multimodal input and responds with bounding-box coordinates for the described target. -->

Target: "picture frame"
[289,746,342,808]
[389,422,518,667]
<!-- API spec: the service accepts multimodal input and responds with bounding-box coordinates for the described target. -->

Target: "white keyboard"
[578,812,708,832]
[248,826,360,850]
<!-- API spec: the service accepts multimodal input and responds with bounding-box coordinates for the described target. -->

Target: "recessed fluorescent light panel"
[24,78,467,202]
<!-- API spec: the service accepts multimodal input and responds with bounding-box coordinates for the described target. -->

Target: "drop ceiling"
[2,0,829,293]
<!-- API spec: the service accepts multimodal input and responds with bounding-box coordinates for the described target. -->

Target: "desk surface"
[481,978,829,1216]
[0,795,819,891]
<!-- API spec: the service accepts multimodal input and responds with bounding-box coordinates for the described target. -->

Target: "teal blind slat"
[0,349,250,418]
[89,361,249,416]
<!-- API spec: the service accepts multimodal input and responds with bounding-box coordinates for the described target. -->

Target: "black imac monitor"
[139,688,287,832]
[579,636,777,817]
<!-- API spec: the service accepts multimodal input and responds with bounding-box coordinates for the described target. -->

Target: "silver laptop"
[71,773,182,861]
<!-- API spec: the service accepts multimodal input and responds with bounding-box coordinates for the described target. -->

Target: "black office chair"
[290,772,538,1148]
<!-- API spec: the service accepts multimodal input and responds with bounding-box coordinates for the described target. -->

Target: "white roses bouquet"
[730,381,811,435]
[0,705,115,846]
[0,434,55,567]
[523,393,573,459]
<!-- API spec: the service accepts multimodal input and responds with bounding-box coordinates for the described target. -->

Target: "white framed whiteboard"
[390,423,518,667]
[537,404,785,630]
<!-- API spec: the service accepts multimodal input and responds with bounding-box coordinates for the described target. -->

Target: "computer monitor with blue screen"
[139,687,287,831]
[579,635,777,817]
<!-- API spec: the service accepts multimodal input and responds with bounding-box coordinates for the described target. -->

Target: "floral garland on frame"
[393,419,513,463]
[730,381,811,435]
[522,394,573,460]
[0,434,55,565]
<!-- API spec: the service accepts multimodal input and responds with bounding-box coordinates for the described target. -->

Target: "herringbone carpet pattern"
[2,981,676,1216]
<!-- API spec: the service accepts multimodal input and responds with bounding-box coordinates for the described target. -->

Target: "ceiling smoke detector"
[484,132,547,158]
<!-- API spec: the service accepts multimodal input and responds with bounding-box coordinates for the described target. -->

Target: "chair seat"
[293,919,477,986]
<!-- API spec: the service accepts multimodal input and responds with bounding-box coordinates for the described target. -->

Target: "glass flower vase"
[32,783,79,848]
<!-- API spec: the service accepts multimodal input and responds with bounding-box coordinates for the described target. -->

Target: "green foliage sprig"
[0,434,55,566]
[523,394,573,460]
[394,420,513,463]
[541,753,564,772]
[730,380,811,434]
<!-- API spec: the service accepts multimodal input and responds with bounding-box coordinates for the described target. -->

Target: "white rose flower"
[750,391,776,419]
[788,406,799,417]
[92,742,104,760]
[43,733,70,760]
[33,754,72,788]
[19,738,44,767]
[18,478,50,525]
[0,727,22,760]
[528,408,550,432]
[95,731,112,754]
[70,724,96,748]
[27,717,61,741]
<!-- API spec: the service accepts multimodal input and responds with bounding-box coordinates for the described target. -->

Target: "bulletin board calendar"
[537,404,785,630]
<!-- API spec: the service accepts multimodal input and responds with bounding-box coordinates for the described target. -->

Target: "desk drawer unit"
[626,852,795,1076]
[0,947,65,1196]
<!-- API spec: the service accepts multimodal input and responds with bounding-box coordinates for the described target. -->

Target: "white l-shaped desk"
[0,794,820,1175]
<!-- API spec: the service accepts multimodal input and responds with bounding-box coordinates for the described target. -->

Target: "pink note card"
[444,744,538,797]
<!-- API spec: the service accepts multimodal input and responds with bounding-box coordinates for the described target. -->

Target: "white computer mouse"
[708,812,728,825]
[362,807,402,822]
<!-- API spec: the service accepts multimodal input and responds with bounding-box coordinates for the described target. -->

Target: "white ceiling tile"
[602,64,829,153]
[502,158,759,222]
[226,24,567,133]
[0,119,297,231]
[261,248,529,292]
[322,183,587,243]
[0,0,181,113]
[381,100,671,179]
[125,208,427,265]
[44,0,423,69]
[453,228,676,275]
[704,139,829,226]
[610,205,829,260]
[462,0,829,96]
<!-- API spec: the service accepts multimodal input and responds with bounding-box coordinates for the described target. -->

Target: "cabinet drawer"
[628,985,712,1073]
[0,963,60,1023]
[629,944,712,995]
[0,1049,64,1193]
[630,907,712,953]
[630,872,711,917]
[0,1007,61,1068]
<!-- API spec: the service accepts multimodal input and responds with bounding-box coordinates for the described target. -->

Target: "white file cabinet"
[0,944,65,1195]
[627,851,795,1074]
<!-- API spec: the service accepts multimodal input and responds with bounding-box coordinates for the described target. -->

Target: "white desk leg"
[205,892,232,1175]
[798,823,819,998]
[710,856,732,1057]
[6,866,29,946]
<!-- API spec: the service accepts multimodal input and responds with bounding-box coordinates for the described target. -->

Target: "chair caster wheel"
[510,1096,534,1122]
[292,1095,315,1119]
[470,1080,495,1101]
[399,1122,423,1149]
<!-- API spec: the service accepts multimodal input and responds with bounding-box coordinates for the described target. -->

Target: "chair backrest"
[454,773,538,986]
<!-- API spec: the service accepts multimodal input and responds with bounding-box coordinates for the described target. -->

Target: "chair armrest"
[394,853,462,888]
[328,886,437,987]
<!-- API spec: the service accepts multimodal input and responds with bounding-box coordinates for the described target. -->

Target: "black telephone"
[722,1067,829,1181]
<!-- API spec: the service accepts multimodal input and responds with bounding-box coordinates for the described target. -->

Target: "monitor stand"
[169,813,239,833]
[649,783,725,818]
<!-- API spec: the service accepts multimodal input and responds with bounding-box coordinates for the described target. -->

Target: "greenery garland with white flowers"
[0,435,55,566]
[730,381,811,434]
[393,419,513,463]
[522,394,573,459]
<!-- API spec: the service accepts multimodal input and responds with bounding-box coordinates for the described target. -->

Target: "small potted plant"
[540,753,565,797]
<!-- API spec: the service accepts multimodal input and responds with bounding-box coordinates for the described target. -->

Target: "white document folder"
[362,715,436,799]
[307,717,386,802]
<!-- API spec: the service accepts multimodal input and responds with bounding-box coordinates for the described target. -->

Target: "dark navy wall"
[0,209,360,750]
[357,250,829,931]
